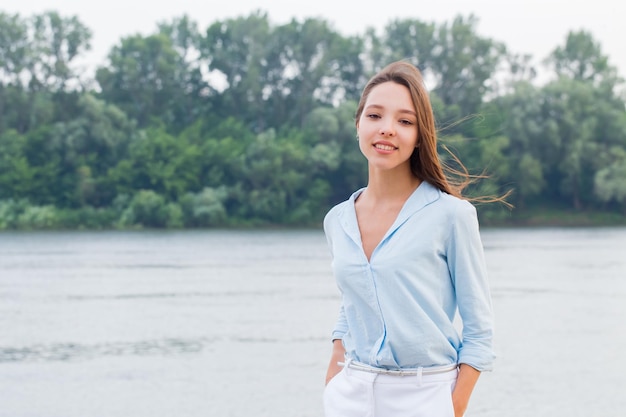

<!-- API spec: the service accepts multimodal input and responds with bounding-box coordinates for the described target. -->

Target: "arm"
[323,210,348,385]
[325,339,346,385]
[452,364,481,417]
[447,203,493,415]
[326,303,347,385]
[448,202,495,371]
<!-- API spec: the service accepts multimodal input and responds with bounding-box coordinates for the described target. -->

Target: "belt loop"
[416,367,423,386]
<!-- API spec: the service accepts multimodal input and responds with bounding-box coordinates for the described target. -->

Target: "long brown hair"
[355,61,506,204]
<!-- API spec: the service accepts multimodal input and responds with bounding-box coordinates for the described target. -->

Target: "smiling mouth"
[374,143,397,151]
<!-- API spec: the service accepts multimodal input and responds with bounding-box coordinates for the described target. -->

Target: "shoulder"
[432,192,483,247]
[425,184,477,220]
[437,192,477,215]
[323,203,344,231]
[323,198,349,237]
[323,188,363,230]
[426,189,480,238]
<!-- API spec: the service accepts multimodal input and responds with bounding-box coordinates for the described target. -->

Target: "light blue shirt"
[323,181,495,372]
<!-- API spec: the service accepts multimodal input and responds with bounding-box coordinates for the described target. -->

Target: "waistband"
[339,359,458,376]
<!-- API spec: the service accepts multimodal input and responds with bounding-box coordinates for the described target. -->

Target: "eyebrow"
[365,104,417,117]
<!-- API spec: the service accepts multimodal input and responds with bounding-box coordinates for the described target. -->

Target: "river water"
[0,228,625,416]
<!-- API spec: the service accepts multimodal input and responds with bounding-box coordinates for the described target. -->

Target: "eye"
[366,113,381,119]
[400,119,414,125]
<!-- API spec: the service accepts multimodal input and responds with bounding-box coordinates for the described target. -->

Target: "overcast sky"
[4,0,626,79]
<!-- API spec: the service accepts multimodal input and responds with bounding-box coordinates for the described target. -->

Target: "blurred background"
[0,0,626,228]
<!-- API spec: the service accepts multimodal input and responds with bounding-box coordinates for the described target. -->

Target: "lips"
[373,141,397,151]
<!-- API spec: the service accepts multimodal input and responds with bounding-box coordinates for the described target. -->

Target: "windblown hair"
[355,60,506,204]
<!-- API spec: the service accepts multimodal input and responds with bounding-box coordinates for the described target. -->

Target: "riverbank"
[480,207,626,228]
[1,199,625,231]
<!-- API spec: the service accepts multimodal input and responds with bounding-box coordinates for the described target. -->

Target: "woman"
[323,61,496,417]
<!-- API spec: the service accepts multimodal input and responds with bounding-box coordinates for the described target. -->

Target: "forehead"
[365,81,414,108]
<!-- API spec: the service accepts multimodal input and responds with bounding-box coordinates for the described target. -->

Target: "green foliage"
[15,205,58,230]
[180,187,228,227]
[118,190,182,228]
[594,147,626,212]
[546,30,616,85]
[107,126,201,200]
[0,11,625,229]
[0,199,28,229]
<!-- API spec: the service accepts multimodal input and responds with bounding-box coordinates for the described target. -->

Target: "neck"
[365,164,421,201]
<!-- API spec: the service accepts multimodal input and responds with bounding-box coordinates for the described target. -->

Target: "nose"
[379,119,395,136]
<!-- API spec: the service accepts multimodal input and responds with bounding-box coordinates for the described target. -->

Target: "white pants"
[324,365,458,417]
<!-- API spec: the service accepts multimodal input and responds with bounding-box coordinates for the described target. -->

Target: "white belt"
[339,360,458,376]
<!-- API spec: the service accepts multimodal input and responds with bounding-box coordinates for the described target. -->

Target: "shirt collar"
[337,181,442,247]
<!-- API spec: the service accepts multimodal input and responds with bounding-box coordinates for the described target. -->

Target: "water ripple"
[0,335,327,363]
[66,290,288,301]
[0,338,207,363]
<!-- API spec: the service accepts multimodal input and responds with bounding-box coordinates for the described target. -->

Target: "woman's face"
[356,81,418,173]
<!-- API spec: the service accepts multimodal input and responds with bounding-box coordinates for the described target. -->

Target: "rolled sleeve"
[331,304,348,341]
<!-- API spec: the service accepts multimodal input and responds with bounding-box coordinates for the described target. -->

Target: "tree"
[203,13,363,131]
[269,17,348,127]
[370,18,436,71]
[157,15,210,129]
[28,11,92,91]
[0,130,36,200]
[371,16,506,133]
[0,13,29,133]
[594,147,626,213]
[232,128,309,223]
[97,32,204,129]
[47,94,137,206]
[106,127,201,201]
[430,15,506,121]
[489,82,556,207]
[202,11,274,132]
[0,12,91,134]
[303,101,367,205]
[0,12,29,85]
[179,117,255,192]
[546,30,616,85]
[326,34,366,103]
[538,32,626,209]
[492,52,537,97]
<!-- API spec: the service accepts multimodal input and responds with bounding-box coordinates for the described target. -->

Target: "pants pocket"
[323,367,345,395]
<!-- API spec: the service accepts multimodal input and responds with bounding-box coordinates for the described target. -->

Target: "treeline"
[1,10,625,230]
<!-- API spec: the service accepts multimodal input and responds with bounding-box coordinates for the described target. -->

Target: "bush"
[0,199,29,230]
[56,206,118,229]
[180,187,228,227]
[16,205,58,230]
[118,190,182,228]
[165,202,184,228]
